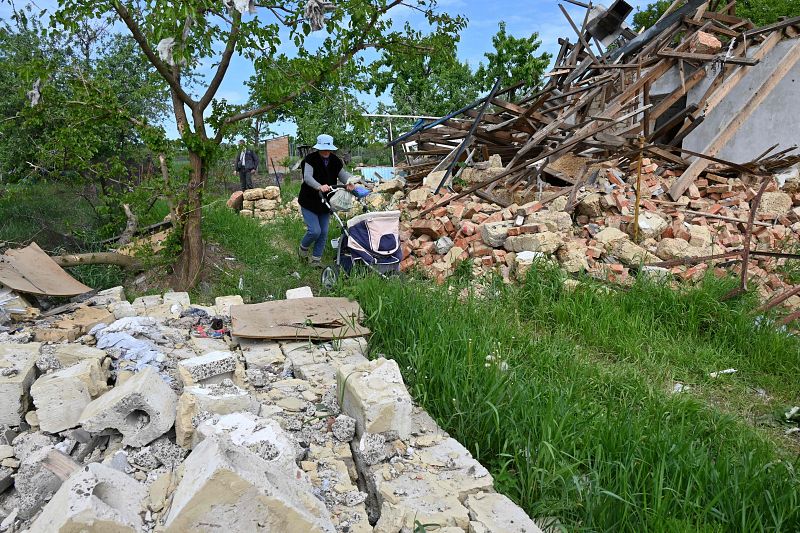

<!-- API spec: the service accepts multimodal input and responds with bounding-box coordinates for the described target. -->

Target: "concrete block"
[0,343,41,425]
[194,412,299,471]
[164,435,335,533]
[47,344,106,367]
[31,359,108,433]
[241,340,284,371]
[337,358,413,439]
[466,491,543,533]
[175,382,260,448]
[372,472,470,530]
[163,291,191,307]
[29,463,146,533]
[214,295,244,316]
[79,367,177,447]
[415,437,494,499]
[178,350,240,387]
[286,286,314,299]
[15,445,62,518]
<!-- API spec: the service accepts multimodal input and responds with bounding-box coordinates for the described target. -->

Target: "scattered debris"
[0,287,541,531]
[709,368,738,378]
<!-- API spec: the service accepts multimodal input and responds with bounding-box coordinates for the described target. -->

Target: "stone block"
[175,383,260,448]
[629,211,668,240]
[255,198,280,211]
[337,358,413,439]
[29,463,146,533]
[241,341,285,371]
[31,359,108,433]
[372,471,470,530]
[263,186,281,200]
[163,291,191,307]
[480,221,514,248]
[178,350,240,387]
[0,343,41,425]
[47,344,106,367]
[466,491,543,533]
[164,435,335,533]
[243,188,265,201]
[504,232,562,254]
[215,295,244,316]
[79,367,177,447]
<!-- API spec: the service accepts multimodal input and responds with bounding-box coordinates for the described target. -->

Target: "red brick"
[609,263,625,274]
[708,204,724,214]
[461,221,477,236]
[399,257,416,271]
[431,207,448,217]
[411,219,445,238]
[472,213,489,224]
[470,242,493,257]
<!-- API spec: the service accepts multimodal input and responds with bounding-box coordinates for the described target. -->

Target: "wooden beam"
[669,38,800,199]
[657,49,759,65]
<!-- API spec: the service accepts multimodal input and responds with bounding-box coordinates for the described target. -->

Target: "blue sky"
[2,0,651,139]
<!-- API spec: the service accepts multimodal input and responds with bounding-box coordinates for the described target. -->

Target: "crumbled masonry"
[0,287,543,531]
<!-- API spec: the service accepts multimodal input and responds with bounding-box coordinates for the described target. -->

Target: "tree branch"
[111,0,196,107]
[199,11,241,111]
[215,0,405,138]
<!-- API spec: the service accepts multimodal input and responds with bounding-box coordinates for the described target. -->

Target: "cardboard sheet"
[0,243,92,297]
[231,297,370,340]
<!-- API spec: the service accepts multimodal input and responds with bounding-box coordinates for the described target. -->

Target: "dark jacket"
[235,149,259,172]
[299,152,344,214]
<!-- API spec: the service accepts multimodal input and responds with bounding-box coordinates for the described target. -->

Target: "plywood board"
[231,297,370,340]
[0,243,92,297]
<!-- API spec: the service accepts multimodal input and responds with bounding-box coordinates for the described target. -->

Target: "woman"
[298,134,354,266]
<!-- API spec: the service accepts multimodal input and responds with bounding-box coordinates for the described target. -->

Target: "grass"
[340,265,800,532]
[194,180,342,304]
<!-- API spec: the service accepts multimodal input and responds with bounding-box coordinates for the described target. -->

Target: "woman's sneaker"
[309,256,323,268]
[298,246,309,259]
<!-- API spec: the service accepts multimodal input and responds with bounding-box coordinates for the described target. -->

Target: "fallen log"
[53,252,142,270]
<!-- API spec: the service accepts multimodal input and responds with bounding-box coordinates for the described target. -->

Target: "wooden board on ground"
[231,297,370,340]
[0,242,92,297]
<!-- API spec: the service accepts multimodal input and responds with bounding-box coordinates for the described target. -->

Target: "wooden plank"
[657,49,759,65]
[669,38,800,199]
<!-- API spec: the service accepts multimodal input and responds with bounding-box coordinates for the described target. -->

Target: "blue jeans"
[300,207,331,259]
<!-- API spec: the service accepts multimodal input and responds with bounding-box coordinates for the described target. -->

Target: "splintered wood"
[393,3,800,204]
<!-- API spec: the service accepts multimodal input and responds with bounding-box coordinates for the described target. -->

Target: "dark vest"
[298,152,344,214]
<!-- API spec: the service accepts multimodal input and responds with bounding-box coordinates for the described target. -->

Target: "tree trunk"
[172,150,206,290]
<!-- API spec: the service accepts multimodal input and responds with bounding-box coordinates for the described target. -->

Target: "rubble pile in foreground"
[0,288,542,532]
[365,160,799,311]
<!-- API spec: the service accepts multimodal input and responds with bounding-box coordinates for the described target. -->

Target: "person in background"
[235,139,259,191]
[298,134,354,266]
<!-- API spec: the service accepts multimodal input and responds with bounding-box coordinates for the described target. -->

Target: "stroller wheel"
[321,265,339,290]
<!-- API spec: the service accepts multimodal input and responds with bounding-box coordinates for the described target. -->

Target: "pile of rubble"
[364,158,800,312]
[226,186,299,222]
[365,3,800,322]
[0,287,544,532]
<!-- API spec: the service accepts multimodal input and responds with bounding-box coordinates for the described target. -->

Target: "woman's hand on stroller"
[345,183,356,192]
[319,184,332,193]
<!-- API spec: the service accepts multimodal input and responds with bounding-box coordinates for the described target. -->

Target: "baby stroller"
[319,186,402,290]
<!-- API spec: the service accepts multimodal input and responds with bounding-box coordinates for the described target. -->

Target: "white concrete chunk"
[214,295,244,316]
[286,286,314,299]
[178,350,238,386]
[0,343,41,425]
[175,383,260,448]
[79,367,177,447]
[337,358,413,439]
[466,491,543,533]
[29,463,146,533]
[31,359,108,433]
[164,435,335,533]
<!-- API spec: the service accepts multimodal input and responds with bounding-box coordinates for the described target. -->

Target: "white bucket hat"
[313,134,337,151]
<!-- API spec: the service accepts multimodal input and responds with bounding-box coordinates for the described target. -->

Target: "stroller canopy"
[346,210,401,260]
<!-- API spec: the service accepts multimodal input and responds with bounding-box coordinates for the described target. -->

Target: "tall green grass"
[342,269,800,532]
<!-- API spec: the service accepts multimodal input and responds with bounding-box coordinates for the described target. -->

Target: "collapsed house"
[374,2,800,325]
